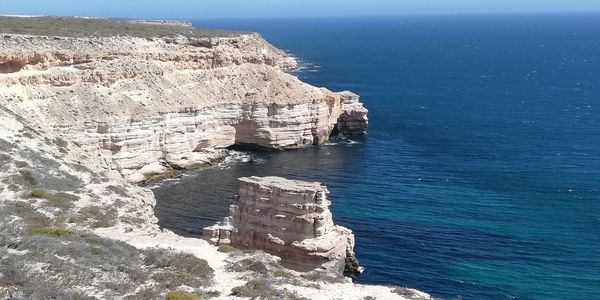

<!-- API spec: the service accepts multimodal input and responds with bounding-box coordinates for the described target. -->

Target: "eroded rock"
[0,33,367,183]
[203,176,359,276]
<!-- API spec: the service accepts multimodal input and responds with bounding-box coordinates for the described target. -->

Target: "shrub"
[31,189,50,198]
[20,170,38,185]
[144,249,213,279]
[152,271,201,290]
[0,16,240,39]
[230,279,279,298]
[5,170,38,187]
[172,253,213,279]
[228,258,269,275]
[143,248,214,289]
[166,290,198,300]
[29,227,71,237]
[0,229,154,299]
[230,278,310,299]
[81,205,102,216]
[89,246,103,255]
[217,244,236,253]
[13,201,35,214]
[75,206,118,228]
[30,189,79,209]
[53,137,68,148]
[14,160,30,168]
[6,201,52,228]
[43,175,82,191]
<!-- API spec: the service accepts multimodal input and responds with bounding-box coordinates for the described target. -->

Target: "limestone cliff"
[0,30,368,183]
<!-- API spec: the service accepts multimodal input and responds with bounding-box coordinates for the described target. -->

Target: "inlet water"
[154,14,600,299]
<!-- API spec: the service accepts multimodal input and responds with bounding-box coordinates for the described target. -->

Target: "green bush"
[31,189,50,198]
[0,16,241,39]
[143,248,214,289]
[53,137,68,148]
[5,170,38,187]
[75,206,118,228]
[144,249,213,279]
[217,244,236,253]
[19,170,38,186]
[4,201,52,228]
[29,227,71,237]
[152,271,200,290]
[231,279,284,298]
[166,290,198,300]
[89,246,103,255]
[228,258,269,275]
[30,189,79,209]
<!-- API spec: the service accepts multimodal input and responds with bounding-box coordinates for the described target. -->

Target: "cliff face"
[203,176,359,275]
[0,33,368,183]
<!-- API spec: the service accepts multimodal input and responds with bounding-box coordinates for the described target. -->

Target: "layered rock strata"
[203,176,359,275]
[0,30,368,183]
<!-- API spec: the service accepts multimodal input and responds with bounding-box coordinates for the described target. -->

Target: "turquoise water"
[154,14,600,299]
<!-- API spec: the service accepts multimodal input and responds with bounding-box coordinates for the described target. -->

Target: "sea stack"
[203,176,359,276]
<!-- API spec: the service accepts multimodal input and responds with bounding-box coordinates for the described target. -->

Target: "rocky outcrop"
[336,91,369,135]
[0,31,367,183]
[203,176,359,275]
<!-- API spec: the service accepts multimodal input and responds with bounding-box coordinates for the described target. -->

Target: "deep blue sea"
[154,14,600,299]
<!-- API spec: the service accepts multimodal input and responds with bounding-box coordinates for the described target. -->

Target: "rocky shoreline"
[0,17,427,299]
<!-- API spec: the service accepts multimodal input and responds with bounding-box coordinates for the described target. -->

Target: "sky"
[1,0,600,19]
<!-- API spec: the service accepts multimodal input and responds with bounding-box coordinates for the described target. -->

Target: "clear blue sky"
[1,0,599,19]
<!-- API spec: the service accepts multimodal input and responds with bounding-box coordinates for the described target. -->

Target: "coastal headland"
[0,16,426,299]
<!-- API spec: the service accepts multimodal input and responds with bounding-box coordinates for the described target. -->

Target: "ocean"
[153,14,600,299]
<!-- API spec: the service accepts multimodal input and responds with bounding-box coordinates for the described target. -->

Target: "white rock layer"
[0,33,367,183]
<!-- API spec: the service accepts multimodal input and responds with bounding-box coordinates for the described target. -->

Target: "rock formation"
[0,27,368,183]
[203,176,359,275]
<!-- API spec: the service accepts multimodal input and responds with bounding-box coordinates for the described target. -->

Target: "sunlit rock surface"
[203,176,359,275]
[0,32,367,183]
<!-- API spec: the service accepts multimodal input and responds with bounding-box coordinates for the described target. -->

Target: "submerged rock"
[203,176,360,276]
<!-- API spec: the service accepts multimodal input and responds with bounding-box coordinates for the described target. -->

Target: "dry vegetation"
[0,16,243,38]
[0,137,218,298]
[0,200,216,299]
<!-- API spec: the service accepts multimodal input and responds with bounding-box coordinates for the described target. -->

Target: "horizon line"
[3,10,600,21]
